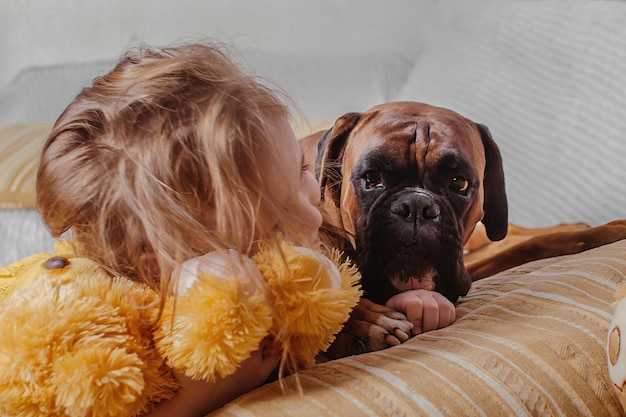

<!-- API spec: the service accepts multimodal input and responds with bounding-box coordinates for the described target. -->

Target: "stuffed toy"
[0,240,361,417]
[609,285,626,391]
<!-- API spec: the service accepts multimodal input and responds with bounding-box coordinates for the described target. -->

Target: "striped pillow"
[0,124,52,209]
[291,117,333,139]
[212,240,626,416]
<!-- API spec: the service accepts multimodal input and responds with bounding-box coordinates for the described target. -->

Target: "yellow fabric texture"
[211,240,626,417]
[0,241,360,417]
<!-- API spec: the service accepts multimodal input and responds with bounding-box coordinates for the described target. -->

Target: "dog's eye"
[450,176,469,193]
[364,171,384,189]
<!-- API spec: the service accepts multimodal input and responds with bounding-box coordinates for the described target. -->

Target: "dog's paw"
[322,298,413,360]
[574,220,626,252]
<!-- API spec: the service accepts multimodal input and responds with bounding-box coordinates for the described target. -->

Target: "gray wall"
[0,0,463,86]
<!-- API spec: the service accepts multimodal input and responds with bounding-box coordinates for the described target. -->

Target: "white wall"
[0,0,458,87]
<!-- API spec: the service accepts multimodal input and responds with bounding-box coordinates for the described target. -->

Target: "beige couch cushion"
[212,240,626,416]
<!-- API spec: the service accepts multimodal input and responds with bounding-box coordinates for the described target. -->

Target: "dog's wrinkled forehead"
[347,104,486,176]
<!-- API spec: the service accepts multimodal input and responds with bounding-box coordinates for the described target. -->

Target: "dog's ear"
[316,112,362,207]
[478,124,508,241]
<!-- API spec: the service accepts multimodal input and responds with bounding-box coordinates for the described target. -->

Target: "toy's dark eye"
[364,171,384,189]
[450,176,469,194]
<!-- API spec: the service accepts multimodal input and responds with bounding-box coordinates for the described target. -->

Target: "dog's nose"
[390,192,440,222]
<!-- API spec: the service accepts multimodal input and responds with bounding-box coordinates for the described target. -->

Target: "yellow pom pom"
[254,242,362,370]
[155,262,273,381]
[54,347,145,417]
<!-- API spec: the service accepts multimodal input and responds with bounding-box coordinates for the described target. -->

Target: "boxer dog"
[302,101,626,358]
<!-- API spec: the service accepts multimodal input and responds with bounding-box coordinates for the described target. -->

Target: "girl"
[35,43,326,416]
[32,43,455,416]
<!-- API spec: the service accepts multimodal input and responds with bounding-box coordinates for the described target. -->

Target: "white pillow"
[241,50,415,119]
[394,2,626,228]
[0,50,416,124]
[0,60,117,125]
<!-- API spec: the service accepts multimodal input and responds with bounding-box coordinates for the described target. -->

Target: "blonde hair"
[37,43,301,297]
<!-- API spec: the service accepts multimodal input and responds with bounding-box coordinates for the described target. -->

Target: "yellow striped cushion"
[291,117,333,139]
[212,240,626,416]
[0,124,52,209]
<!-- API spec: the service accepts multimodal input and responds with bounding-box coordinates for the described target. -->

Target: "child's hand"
[385,290,456,336]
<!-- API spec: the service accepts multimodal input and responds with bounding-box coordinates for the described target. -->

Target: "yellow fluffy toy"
[0,241,361,417]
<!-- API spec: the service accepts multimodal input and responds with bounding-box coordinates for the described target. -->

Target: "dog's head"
[303,102,507,304]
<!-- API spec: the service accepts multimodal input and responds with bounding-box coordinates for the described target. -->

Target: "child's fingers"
[418,294,441,333]
[432,292,456,327]
[386,290,457,336]
[407,291,456,335]
[405,306,424,336]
